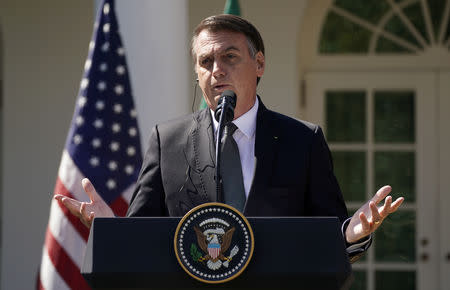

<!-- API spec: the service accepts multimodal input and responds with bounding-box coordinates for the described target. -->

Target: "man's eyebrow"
[224,46,240,52]
[198,46,241,59]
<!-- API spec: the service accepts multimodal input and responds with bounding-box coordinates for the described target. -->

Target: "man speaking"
[56,14,404,261]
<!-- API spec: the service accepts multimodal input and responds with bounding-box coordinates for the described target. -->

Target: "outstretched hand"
[54,178,114,228]
[345,185,404,243]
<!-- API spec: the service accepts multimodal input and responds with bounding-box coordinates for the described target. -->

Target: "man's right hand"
[54,178,114,228]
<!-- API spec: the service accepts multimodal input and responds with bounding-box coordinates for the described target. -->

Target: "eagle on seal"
[194,226,235,269]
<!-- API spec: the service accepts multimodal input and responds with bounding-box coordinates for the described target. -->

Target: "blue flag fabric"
[66,0,142,204]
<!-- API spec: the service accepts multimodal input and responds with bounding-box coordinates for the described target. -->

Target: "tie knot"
[225,122,238,136]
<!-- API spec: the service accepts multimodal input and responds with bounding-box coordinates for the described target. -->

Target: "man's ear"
[256,51,265,77]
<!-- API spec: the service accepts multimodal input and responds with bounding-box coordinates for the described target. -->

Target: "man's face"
[193,30,265,119]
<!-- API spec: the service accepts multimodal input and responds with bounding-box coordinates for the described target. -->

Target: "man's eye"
[226,54,236,59]
[200,58,211,65]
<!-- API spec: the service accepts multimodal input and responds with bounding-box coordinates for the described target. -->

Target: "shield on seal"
[208,243,221,259]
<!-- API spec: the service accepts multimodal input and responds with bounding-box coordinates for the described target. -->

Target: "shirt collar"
[211,97,259,139]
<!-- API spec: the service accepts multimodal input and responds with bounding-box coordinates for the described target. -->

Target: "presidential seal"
[174,202,254,284]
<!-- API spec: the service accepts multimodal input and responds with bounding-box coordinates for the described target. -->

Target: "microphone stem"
[214,91,236,203]
[215,106,226,203]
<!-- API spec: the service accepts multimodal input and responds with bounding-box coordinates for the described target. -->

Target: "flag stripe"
[48,199,88,267]
[37,280,45,290]
[45,229,91,290]
[54,178,90,242]
[40,246,70,290]
[110,195,128,216]
[37,273,44,290]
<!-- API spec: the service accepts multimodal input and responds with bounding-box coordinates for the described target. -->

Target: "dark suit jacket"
[127,99,348,223]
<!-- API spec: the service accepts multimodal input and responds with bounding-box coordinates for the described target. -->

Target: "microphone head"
[214,90,237,123]
[220,90,237,107]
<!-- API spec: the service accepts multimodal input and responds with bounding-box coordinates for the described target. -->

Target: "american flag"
[38,0,142,289]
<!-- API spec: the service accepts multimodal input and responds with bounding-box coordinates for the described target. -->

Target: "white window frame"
[305,71,439,290]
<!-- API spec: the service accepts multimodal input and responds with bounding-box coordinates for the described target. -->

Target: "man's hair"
[191,14,265,84]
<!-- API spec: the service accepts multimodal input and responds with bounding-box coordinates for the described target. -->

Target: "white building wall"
[115,0,190,147]
[1,1,94,289]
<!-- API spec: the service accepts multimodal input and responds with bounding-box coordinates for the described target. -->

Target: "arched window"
[319,0,450,54]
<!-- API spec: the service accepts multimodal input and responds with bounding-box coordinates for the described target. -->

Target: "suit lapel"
[245,100,278,214]
[189,109,217,202]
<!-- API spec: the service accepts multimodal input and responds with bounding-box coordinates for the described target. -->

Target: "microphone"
[213,90,237,203]
[214,90,237,124]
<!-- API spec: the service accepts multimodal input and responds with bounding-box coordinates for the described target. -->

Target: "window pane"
[374,91,415,143]
[350,270,367,290]
[334,0,390,25]
[375,271,416,290]
[320,12,372,53]
[332,151,366,202]
[375,210,416,262]
[383,14,421,49]
[403,2,430,44]
[446,8,450,45]
[376,36,414,53]
[326,91,366,142]
[375,151,415,202]
[427,0,445,39]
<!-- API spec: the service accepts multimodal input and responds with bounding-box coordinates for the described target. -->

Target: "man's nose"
[212,60,225,78]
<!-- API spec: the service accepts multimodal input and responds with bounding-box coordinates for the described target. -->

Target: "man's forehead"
[194,30,247,55]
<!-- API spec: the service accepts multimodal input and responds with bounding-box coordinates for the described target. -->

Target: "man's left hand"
[345,185,404,243]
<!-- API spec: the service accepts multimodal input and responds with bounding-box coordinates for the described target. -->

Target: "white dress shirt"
[211,97,259,197]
